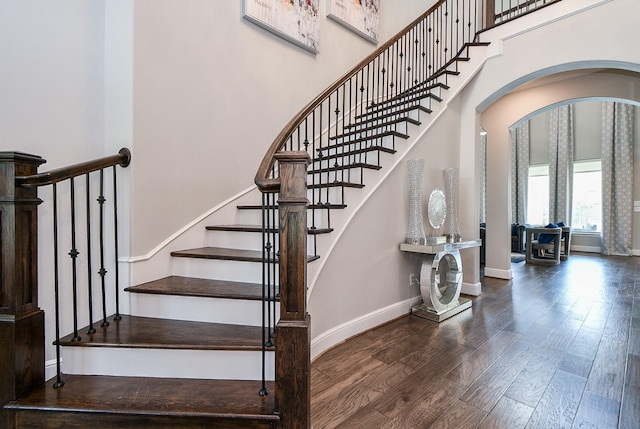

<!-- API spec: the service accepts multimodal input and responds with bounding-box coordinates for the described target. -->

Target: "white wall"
[1,1,110,368]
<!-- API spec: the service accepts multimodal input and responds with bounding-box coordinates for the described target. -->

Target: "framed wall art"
[327,0,379,44]
[243,0,320,53]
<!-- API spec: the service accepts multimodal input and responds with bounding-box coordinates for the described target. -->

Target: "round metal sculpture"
[419,250,463,314]
[427,189,446,230]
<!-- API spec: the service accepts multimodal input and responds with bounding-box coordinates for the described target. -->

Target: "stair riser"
[307,169,367,186]
[171,258,264,284]
[343,120,409,135]
[61,347,275,380]
[206,229,264,252]
[129,294,280,327]
[325,132,399,151]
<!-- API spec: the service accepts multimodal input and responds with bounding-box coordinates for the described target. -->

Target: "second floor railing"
[488,0,562,27]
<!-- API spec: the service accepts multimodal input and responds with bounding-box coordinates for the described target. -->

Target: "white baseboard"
[483,267,512,280]
[571,245,601,253]
[45,358,59,382]
[462,281,482,296]
[310,296,420,361]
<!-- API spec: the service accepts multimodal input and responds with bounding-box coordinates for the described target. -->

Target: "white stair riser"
[232,209,263,225]
[171,258,263,284]
[206,230,263,251]
[129,294,280,327]
[62,347,274,381]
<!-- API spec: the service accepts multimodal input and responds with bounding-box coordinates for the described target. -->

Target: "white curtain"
[601,102,634,256]
[548,105,574,224]
[510,121,529,224]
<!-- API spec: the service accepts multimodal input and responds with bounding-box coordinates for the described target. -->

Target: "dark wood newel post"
[0,152,46,428]
[274,151,311,429]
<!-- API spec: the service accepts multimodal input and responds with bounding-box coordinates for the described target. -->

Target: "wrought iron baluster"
[259,192,269,397]
[85,173,96,335]
[270,192,278,344]
[112,166,121,321]
[52,183,65,389]
[98,169,109,328]
[68,178,81,342]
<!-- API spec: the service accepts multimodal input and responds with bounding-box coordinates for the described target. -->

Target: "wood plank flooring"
[310,253,640,428]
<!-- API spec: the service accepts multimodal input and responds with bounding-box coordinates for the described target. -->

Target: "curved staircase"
[2,0,572,427]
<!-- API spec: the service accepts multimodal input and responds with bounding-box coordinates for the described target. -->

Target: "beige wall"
[130,0,432,256]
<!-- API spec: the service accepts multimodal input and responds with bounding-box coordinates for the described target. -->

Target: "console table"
[400,240,481,322]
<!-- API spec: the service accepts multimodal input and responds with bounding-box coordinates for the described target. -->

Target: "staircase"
[2,0,553,427]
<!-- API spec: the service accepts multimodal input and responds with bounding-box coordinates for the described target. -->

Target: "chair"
[525,226,562,265]
[511,223,526,253]
[560,226,572,260]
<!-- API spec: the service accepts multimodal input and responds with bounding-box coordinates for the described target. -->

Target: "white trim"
[499,0,612,42]
[462,281,482,296]
[571,245,601,253]
[483,267,512,280]
[310,296,420,361]
[45,358,60,382]
[122,185,256,263]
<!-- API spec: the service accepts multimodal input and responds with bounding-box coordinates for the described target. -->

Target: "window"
[571,160,601,232]
[527,165,549,225]
[526,161,602,231]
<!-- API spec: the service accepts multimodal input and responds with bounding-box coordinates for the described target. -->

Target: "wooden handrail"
[16,148,131,187]
[254,0,450,193]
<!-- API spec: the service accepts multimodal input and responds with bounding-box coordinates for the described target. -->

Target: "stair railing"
[486,0,562,28]
[0,149,131,398]
[254,1,562,427]
[255,1,491,427]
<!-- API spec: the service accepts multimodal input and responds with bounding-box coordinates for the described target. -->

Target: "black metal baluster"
[259,191,269,396]
[52,183,65,389]
[68,178,81,342]
[270,192,278,344]
[98,169,109,327]
[456,0,460,51]
[112,166,121,321]
[85,174,96,335]
[334,89,341,185]
[317,104,324,209]
[311,109,318,256]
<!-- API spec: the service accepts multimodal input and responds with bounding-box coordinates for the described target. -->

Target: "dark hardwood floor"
[310,253,640,428]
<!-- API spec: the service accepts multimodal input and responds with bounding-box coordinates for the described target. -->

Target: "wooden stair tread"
[354,103,432,122]
[309,162,382,174]
[308,181,364,189]
[313,145,396,162]
[237,203,347,210]
[7,374,278,426]
[327,129,409,143]
[171,246,320,263]
[125,276,270,301]
[58,315,271,351]
[206,224,332,235]
[343,115,421,131]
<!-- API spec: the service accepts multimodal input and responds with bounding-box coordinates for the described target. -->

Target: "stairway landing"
[6,375,278,429]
